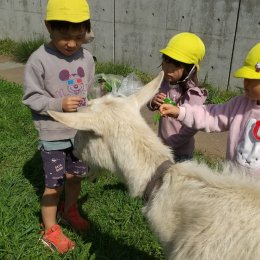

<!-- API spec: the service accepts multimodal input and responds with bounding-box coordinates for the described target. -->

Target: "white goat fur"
[48,72,260,259]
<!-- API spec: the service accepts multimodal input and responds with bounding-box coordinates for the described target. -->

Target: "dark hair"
[162,54,183,68]
[47,19,91,33]
[162,54,196,82]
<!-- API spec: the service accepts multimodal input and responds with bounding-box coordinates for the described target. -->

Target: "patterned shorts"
[40,147,88,188]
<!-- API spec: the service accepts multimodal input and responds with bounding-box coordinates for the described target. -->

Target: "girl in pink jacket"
[160,43,260,177]
[148,32,208,162]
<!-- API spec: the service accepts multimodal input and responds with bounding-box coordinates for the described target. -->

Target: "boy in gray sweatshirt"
[22,0,95,253]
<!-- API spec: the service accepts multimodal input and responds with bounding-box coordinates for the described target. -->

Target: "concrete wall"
[0,0,259,90]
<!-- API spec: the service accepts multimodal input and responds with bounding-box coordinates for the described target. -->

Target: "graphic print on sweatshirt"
[59,67,86,95]
[236,118,260,169]
[53,67,88,106]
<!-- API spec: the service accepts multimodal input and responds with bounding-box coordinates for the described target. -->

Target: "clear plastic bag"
[87,72,143,99]
[113,72,143,97]
[87,74,123,99]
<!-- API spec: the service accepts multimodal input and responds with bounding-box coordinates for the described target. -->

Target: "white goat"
[48,72,260,260]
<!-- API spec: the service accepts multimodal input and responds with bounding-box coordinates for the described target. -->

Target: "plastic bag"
[113,72,143,97]
[87,72,143,99]
[87,74,123,99]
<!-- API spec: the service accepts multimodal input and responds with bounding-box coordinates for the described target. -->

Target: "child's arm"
[160,96,243,133]
[148,92,166,110]
[159,104,180,118]
[152,92,167,107]
[174,102,235,132]
[22,61,62,114]
[62,96,85,112]
[23,61,85,114]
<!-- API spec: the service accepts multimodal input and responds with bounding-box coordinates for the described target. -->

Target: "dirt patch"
[0,55,13,62]
[0,55,25,84]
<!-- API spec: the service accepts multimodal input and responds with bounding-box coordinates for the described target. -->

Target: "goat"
[48,72,260,259]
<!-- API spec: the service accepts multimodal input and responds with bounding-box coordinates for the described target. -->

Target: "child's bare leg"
[41,186,63,231]
[64,173,81,211]
[59,173,89,233]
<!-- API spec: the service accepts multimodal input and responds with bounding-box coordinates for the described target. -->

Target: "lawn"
[0,79,164,259]
[0,37,234,259]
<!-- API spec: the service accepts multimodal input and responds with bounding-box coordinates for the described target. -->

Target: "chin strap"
[143,160,173,203]
[177,65,196,84]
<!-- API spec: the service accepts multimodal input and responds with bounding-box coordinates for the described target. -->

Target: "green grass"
[202,82,239,104]
[0,37,237,259]
[0,76,226,260]
[193,150,224,170]
[0,79,164,259]
[96,62,153,84]
[0,39,231,259]
[0,39,18,56]
[12,37,46,63]
[0,38,44,63]
[0,38,45,63]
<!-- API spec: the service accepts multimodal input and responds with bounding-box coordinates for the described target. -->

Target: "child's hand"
[159,104,180,118]
[62,96,85,112]
[151,92,167,108]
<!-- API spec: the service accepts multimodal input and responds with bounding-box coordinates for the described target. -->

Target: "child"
[22,0,95,253]
[148,32,208,162]
[159,43,260,177]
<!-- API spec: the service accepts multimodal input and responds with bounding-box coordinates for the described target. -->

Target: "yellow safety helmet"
[46,0,90,23]
[160,32,205,70]
[234,43,260,79]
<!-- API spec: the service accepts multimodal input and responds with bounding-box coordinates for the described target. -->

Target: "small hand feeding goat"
[48,72,260,259]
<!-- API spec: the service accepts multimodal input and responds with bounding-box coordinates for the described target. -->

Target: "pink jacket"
[178,95,260,177]
[155,79,207,157]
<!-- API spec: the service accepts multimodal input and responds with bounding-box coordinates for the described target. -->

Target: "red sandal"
[58,202,90,234]
[40,224,75,253]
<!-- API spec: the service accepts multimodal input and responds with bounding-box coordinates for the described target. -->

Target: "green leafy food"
[153,97,176,124]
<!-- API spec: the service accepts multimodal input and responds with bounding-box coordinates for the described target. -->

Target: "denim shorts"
[40,147,88,188]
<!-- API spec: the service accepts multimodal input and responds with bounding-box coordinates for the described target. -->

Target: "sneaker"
[40,224,75,254]
[58,202,90,234]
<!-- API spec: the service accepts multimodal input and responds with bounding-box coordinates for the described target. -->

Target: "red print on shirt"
[253,120,260,141]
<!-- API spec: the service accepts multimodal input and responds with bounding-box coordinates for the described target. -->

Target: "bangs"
[48,20,91,33]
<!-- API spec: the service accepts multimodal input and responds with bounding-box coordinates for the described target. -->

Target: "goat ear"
[128,71,164,108]
[47,110,100,132]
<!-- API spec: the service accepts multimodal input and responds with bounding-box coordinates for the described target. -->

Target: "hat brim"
[160,48,200,70]
[160,47,191,64]
[233,66,260,79]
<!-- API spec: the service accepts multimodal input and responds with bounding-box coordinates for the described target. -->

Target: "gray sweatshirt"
[23,44,95,141]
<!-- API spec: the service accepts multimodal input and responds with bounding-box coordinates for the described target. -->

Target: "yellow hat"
[160,32,205,70]
[234,43,260,79]
[46,0,90,23]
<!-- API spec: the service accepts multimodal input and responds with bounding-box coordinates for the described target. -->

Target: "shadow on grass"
[22,151,158,260]
[82,227,159,260]
[22,150,44,199]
